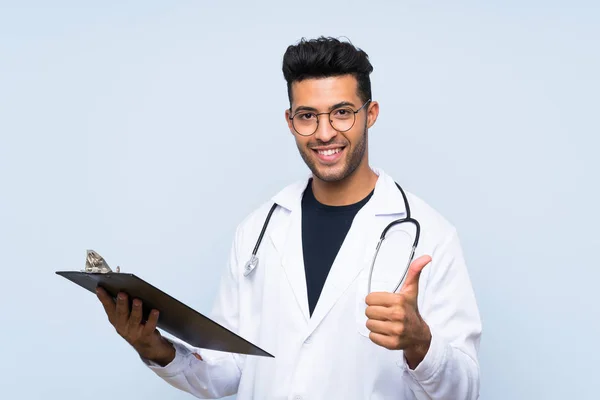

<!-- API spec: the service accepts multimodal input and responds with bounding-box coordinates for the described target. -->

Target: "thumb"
[399,255,432,297]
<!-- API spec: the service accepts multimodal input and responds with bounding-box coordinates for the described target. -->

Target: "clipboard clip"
[84,249,121,274]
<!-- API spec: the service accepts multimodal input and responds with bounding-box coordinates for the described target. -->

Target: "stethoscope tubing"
[367,217,420,293]
[244,182,420,291]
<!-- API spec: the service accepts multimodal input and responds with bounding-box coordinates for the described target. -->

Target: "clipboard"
[56,251,274,358]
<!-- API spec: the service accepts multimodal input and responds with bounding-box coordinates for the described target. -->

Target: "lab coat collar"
[270,167,408,217]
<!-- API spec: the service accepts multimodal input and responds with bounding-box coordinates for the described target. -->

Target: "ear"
[285,108,295,134]
[366,101,379,129]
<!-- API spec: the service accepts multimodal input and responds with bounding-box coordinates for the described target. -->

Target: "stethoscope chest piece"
[244,255,259,277]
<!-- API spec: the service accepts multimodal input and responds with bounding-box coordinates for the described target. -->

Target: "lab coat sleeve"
[140,225,245,399]
[401,227,482,400]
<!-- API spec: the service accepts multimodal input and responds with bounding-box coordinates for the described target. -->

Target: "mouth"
[311,146,346,164]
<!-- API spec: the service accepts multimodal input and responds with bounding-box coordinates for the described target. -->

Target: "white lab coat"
[144,168,482,399]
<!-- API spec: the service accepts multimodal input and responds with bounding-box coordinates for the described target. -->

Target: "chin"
[299,148,359,183]
[312,164,351,182]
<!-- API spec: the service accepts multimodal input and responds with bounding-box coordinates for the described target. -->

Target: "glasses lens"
[292,112,317,136]
[330,107,356,132]
[370,225,416,293]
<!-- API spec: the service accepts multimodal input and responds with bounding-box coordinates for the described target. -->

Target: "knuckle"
[390,308,405,322]
[393,337,402,349]
[128,314,139,326]
[394,293,406,305]
[393,323,404,337]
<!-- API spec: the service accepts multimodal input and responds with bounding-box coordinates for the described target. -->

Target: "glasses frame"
[288,99,371,137]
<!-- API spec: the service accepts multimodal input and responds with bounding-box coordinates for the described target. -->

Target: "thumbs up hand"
[364,255,432,369]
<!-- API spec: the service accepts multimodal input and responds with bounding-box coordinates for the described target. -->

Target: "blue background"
[1,1,598,399]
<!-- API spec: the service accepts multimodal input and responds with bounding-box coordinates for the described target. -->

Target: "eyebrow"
[293,101,356,114]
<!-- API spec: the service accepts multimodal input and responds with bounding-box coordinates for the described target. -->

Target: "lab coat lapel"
[306,206,375,333]
[268,180,311,322]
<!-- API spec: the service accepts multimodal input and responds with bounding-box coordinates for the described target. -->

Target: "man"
[97,36,482,399]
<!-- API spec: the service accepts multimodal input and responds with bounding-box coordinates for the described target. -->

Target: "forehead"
[290,75,361,109]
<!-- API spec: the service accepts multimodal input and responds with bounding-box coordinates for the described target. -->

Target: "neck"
[311,163,378,206]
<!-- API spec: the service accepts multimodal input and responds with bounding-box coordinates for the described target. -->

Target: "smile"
[312,146,346,164]
[317,148,342,156]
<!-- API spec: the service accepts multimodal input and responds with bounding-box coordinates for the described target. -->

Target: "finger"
[115,292,130,330]
[366,305,406,323]
[366,319,401,336]
[399,255,432,297]
[368,331,400,350]
[96,287,116,324]
[365,305,393,321]
[128,298,143,332]
[141,309,160,337]
[365,291,402,307]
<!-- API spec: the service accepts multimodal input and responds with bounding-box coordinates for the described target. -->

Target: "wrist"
[154,342,176,367]
[138,339,176,367]
[404,321,431,370]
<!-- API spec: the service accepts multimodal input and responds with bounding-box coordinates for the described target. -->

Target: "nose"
[314,114,338,142]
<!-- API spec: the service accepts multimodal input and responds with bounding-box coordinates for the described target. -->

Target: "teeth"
[318,148,341,156]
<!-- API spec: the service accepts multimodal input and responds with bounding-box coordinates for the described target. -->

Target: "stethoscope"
[243,182,420,294]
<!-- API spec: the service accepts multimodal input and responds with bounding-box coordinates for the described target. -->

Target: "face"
[285,75,379,183]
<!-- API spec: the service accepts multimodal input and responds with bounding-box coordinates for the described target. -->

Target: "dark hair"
[282,36,373,107]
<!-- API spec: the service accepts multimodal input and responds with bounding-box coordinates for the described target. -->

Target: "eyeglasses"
[288,99,371,136]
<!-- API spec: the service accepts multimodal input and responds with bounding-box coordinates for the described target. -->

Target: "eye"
[297,112,315,120]
[333,108,353,118]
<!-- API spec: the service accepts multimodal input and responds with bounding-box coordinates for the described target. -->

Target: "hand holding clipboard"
[95,285,177,366]
[56,250,273,365]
